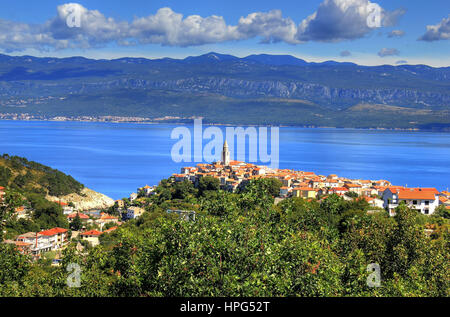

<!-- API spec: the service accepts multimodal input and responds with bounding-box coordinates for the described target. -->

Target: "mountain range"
[0,52,449,129]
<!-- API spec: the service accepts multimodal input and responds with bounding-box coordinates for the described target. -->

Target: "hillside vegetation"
[0,154,84,196]
[1,177,448,297]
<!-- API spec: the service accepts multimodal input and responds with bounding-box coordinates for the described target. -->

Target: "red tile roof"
[103,226,118,233]
[40,227,68,236]
[398,189,436,200]
[81,230,103,236]
[67,212,89,219]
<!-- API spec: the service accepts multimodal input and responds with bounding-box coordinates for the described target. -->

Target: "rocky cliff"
[47,187,115,211]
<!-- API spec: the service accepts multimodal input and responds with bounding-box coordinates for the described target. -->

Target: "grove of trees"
[0,178,448,297]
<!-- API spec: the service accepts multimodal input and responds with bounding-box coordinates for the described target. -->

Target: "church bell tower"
[222,140,230,166]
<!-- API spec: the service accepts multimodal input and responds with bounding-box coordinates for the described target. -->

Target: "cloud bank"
[0,1,405,52]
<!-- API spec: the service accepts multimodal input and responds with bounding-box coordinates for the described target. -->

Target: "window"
[424,209,429,215]
[425,200,429,205]
[413,200,417,205]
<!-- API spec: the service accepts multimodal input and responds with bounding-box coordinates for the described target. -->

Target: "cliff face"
[2,77,448,109]
[47,187,115,211]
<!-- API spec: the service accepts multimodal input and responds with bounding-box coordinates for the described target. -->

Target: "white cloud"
[236,10,300,44]
[419,15,450,41]
[296,0,405,42]
[129,8,240,46]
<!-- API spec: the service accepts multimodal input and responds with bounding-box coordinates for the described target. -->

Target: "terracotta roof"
[294,187,316,191]
[398,189,436,200]
[331,187,348,191]
[412,188,439,194]
[345,184,362,188]
[100,213,118,220]
[14,241,32,247]
[40,228,68,236]
[103,226,118,233]
[81,230,103,236]
[67,212,89,219]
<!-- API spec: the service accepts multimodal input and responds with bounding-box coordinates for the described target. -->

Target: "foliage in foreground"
[0,179,448,297]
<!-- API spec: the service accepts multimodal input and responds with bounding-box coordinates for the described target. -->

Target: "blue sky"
[0,0,449,66]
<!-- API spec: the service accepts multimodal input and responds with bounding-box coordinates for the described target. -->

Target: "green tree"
[70,214,83,231]
[197,176,220,196]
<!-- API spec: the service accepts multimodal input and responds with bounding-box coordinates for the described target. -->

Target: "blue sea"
[1,120,449,199]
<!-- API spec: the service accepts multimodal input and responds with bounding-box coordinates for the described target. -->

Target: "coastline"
[1,116,446,132]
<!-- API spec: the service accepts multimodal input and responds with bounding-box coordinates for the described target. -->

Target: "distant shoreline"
[1,116,448,132]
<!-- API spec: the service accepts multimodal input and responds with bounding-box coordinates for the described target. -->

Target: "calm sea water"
[1,120,449,199]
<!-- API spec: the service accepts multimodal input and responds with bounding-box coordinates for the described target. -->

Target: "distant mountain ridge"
[0,52,449,129]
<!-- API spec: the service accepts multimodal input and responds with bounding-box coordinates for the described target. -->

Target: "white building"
[123,206,145,220]
[16,232,52,255]
[382,188,440,216]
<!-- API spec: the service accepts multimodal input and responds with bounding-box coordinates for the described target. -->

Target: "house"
[3,240,32,255]
[129,193,138,201]
[173,174,188,182]
[293,187,318,199]
[67,212,90,223]
[39,228,69,249]
[96,213,120,229]
[439,196,450,206]
[16,232,53,255]
[123,206,145,220]
[80,230,103,247]
[14,206,31,220]
[56,201,74,215]
[279,186,291,197]
[359,196,384,209]
[139,185,155,196]
[329,187,349,195]
[344,183,363,195]
[328,179,341,188]
[115,200,125,209]
[382,188,440,216]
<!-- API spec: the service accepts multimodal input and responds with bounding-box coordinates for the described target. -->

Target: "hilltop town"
[168,142,450,217]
